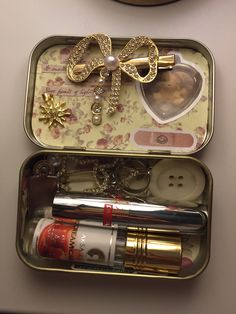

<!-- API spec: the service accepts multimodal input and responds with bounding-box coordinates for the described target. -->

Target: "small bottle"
[23,218,182,275]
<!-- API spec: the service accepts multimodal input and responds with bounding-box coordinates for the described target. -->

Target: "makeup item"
[132,130,196,151]
[149,159,206,202]
[49,193,207,233]
[39,94,71,128]
[67,34,175,125]
[23,218,182,275]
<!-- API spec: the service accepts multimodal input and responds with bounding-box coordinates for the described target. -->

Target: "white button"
[149,159,206,202]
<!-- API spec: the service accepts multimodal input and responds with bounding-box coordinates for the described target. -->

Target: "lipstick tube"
[51,193,207,233]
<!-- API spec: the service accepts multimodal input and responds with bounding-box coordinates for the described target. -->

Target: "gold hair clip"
[39,93,71,129]
[67,34,175,126]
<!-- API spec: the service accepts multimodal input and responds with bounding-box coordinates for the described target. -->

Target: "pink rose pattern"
[96,138,109,149]
[33,46,209,153]
[50,127,61,139]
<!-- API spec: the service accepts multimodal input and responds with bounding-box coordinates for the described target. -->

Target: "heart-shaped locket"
[137,61,204,124]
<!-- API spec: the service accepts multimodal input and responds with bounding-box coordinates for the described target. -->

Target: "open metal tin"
[17,36,214,279]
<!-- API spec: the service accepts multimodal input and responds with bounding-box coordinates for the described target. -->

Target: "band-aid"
[132,129,197,151]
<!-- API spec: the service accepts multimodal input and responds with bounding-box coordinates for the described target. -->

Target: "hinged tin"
[17,35,214,279]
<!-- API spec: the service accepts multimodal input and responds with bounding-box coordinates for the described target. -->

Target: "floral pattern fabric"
[31,44,210,154]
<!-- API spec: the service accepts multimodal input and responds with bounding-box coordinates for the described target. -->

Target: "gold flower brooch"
[67,34,175,126]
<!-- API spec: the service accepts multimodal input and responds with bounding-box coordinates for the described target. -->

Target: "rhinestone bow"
[67,34,159,125]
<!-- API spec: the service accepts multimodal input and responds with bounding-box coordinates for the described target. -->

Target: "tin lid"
[24,36,214,156]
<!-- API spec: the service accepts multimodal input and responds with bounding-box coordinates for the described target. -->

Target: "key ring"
[114,159,150,194]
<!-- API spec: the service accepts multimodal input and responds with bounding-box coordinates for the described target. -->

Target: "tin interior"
[24,36,214,155]
[16,151,212,279]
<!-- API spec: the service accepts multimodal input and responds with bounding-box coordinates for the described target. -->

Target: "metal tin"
[17,35,214,279]
[17,150,213,279]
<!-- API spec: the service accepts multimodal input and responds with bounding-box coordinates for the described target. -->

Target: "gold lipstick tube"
[124,227,182,275]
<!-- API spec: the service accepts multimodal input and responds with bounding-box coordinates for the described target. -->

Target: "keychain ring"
[114,159,150,194]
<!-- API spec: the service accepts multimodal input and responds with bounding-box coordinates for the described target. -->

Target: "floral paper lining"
[32,45,210,154]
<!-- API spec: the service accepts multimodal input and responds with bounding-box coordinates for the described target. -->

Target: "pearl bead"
[92,114,102,125]
[104,55,120,71]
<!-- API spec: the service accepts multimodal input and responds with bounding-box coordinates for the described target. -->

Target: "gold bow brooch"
[67,34,175,126]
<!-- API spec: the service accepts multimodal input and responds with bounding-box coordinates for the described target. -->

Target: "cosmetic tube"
[50,193,207,233]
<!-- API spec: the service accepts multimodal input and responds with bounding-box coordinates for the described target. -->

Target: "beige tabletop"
[1,0,236,313]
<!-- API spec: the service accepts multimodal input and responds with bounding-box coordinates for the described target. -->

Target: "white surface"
[0,0,236,313]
